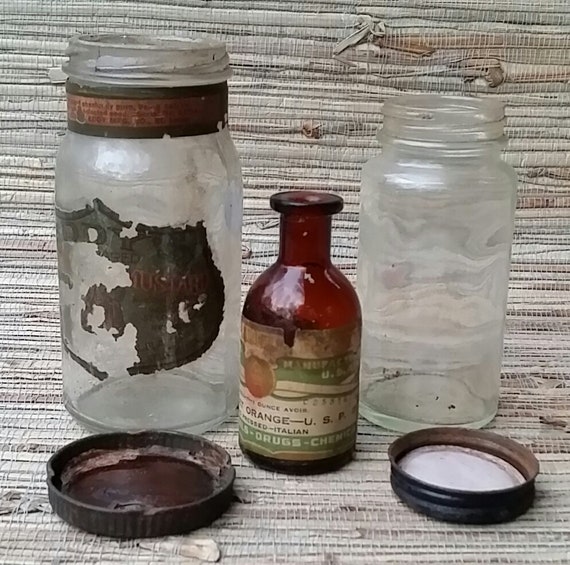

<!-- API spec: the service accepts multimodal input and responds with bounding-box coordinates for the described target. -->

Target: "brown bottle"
[239,191,361,474]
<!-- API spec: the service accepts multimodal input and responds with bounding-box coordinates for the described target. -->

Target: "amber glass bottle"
[239,191,361,474]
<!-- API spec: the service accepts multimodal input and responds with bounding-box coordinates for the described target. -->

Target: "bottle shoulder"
[243,262,361,330]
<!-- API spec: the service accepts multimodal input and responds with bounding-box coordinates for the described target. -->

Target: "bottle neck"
[278,214,332,266]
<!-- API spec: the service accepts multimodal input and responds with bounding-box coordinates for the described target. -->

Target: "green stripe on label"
[239,419,356,458]
[275,353,358,386]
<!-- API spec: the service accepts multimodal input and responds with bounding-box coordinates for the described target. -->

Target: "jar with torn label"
[55,35,243,433]
[239,191,361,474]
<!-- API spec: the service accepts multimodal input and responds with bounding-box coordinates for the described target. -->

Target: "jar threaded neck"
[63,34,231,88]
[380,95,505,145]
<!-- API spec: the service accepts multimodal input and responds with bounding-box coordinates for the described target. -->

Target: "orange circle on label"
[244,356,276,398]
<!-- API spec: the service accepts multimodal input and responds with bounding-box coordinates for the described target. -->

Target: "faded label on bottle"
[239,317,360,461]
[56,198,224,379]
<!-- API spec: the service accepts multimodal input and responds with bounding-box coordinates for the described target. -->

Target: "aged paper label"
[239,317,360,461]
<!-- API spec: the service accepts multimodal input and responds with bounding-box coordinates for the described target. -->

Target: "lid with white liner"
[388,427,539,524]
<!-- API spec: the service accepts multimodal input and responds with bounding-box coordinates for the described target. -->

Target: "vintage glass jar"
[357,95,517,432]
[55,35,243,433]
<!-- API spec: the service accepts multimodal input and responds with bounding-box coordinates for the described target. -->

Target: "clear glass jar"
[55,35,243,433]
[357,95,517,432]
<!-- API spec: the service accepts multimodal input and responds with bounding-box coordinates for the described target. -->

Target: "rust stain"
[449,57,505,86]
[373,36,435,57]
[375,32,567,50]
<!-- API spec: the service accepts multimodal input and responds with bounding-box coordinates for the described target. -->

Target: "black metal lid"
[388,427,539,524]
[47,431,235,538]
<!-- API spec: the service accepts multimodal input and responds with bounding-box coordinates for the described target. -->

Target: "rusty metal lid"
[47,431,235,538]
[388,427,539,524]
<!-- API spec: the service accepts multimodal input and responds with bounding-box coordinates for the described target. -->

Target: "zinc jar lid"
[388,427,539,524]
[63,34,232,87]
[46,431,235,538]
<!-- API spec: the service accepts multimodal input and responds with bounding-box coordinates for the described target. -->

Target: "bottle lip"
[63,34,232,88]
[270,191,344,216]
[380,95,505,144]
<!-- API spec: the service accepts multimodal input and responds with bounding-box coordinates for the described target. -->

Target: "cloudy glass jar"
[357,95,517,432]
[55,35,243,433]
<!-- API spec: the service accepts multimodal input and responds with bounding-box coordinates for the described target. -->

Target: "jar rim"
[381,95,505,145]
[383,95,504,123]
[63,34,231,88]
[70,34,226,52]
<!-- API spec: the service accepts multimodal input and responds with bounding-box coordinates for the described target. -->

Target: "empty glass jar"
[357,95,517,432]
[55,35,243,433]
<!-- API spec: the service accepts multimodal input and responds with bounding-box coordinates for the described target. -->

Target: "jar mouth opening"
[381,95,505,144]
[383,95,504,124]
[63,34,231,88]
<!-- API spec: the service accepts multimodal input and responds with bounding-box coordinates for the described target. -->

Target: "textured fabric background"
[1,1,569,563]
